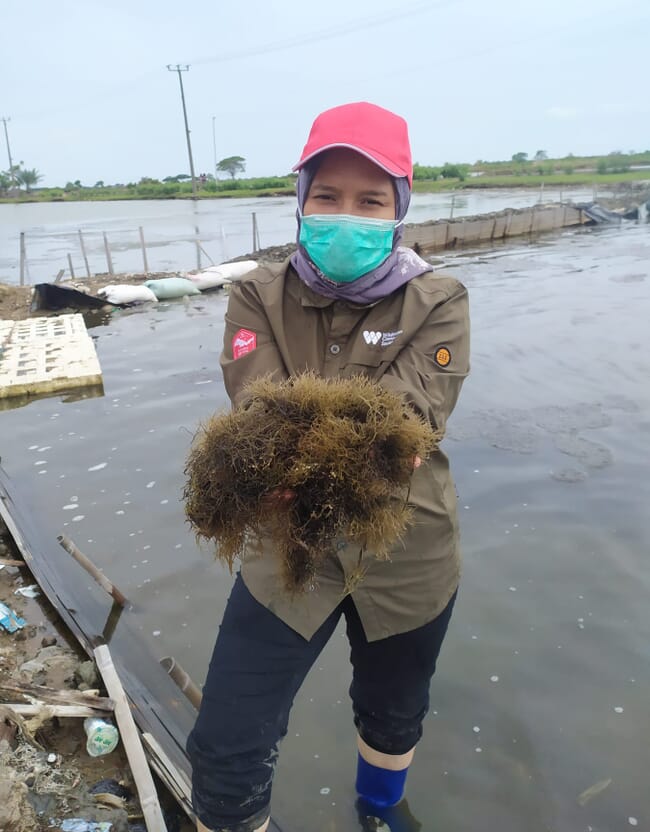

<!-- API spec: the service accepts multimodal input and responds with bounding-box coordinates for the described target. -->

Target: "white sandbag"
[203,260,258,280]
[144,277,201,299]
[97,284,158,304]
[188,271,231,291]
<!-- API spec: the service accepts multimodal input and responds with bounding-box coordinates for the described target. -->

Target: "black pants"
[187,574,456,832]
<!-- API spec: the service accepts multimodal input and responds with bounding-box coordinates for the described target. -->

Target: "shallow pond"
[1,220,648,831]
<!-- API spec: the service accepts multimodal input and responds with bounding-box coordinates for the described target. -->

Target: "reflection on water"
[0,222,648,831]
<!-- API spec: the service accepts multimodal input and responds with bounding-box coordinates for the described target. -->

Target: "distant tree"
[412,163,441,180]
[15,167,43,192]
[534,150,548,161]
[440,163,466,181]
[163,174,191,182]
[0,171,10,195]
[217,155,246,179]
[94,180,105,188]
[512,152,528,163]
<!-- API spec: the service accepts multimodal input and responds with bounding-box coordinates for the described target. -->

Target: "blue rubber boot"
[356,753,409,808]
[355,796,423,832]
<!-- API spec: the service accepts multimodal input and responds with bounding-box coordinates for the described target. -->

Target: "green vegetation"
[216,155,246,179]
[2,149,649,203]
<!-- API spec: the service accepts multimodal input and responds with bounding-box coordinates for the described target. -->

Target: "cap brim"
[292,143,408,180]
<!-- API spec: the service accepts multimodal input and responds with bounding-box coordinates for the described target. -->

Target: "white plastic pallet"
[0,314,103,400]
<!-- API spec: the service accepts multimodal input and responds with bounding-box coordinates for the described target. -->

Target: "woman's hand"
[413,455,421,469]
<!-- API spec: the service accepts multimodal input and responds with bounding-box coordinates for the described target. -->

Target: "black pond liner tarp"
[0,463,286,832]
[30,283,110,313]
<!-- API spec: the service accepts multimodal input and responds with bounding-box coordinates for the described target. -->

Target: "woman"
[187,101,470,832]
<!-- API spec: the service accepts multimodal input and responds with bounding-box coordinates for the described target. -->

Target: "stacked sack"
[97,260,258,305]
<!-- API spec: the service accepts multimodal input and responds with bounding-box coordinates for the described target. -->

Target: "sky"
[3,0,649,187]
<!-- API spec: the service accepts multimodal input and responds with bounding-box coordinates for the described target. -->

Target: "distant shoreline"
[2,170,650,205]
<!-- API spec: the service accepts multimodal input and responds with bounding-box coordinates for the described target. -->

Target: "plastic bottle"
[83,717,119,757]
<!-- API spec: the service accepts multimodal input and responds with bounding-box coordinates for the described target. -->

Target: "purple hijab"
[290,157,432,304]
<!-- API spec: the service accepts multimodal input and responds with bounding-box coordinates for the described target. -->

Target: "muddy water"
[0,187,602,284]
[1,221,649,831]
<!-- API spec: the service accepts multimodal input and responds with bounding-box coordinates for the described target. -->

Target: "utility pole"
[212,115,217,183]
[166,65,197,199]
[1,116,16,189]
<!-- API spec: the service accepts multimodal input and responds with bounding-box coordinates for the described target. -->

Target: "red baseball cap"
[293,102,413,187]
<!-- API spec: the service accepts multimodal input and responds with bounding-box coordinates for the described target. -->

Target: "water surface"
[0,221,648,831]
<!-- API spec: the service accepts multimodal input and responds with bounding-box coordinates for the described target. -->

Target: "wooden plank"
[0,680,113,710]
[143,732,194,819]
[94,644,168,832]
[3,704,111,718]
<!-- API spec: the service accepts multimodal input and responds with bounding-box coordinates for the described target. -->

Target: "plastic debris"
[0,600,26,632]
[14,584,41,599]
[84,717,120,757]
[49,822,113,832]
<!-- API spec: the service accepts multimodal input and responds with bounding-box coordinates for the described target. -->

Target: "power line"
[190,0,460,66]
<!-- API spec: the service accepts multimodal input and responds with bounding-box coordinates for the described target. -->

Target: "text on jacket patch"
[232,328,257,359]
[363,330,403,347]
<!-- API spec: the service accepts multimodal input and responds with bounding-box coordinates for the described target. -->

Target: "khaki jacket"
[219,259,470,641]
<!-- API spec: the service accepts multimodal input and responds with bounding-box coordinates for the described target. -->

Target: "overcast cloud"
[3,0,648,187]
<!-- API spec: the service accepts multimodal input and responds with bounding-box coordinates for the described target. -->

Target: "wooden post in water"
[67,254,75,279]
[449,195,456,220]
[57,534,128,607]
[138,227,150,274]
[504,211,513,239]
[539,182,544,204]
[19,232,26,286]
[78,230,91,278]
[102,232,114,276]
[194,225,201,271]
[252,212,260,252]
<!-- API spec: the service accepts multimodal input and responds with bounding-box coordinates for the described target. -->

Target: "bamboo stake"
[139,226,150,274]
[67,253,75,279]
[78,229,91,278]
[103,232,114,276]
[57,534,128,607]
[94,644,168,832]
[159,656,202,710]
[19,232,26,286]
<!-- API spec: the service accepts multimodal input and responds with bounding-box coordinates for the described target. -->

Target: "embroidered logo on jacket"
[232,328,257,359]
[363,330,382,345]
[434,346,451,367]
[363,330,403,347]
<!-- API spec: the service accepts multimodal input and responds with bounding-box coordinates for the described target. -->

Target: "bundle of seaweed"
[184,372,439,593]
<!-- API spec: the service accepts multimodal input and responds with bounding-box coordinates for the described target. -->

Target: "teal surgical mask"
[298,213,400,283]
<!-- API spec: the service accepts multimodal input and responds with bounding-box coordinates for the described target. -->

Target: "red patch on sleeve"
[232,328,257,360]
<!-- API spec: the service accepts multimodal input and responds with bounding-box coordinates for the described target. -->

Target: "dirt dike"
[0,519,190,832]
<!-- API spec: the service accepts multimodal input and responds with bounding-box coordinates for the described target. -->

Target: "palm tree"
[15,167,43,192]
